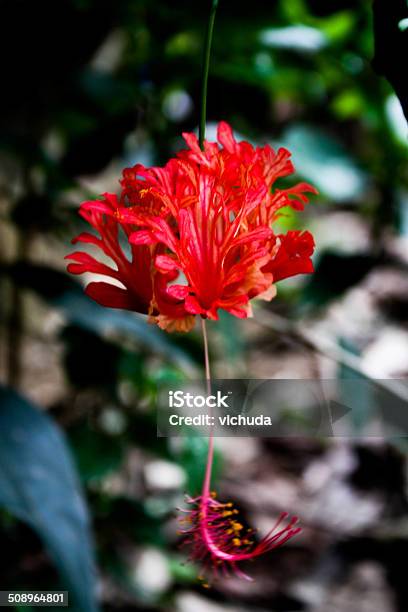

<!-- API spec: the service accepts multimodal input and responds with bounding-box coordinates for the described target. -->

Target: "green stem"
[199,0,219,151]
[198,0,218,496]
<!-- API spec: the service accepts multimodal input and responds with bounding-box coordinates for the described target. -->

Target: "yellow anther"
[222,511,232,517]
[232,538,241,546]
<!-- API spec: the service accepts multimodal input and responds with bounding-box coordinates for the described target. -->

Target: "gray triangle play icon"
[329,400,352,423]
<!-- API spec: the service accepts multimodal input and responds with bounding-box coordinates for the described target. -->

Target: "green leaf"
[56,291,194,373]
[6,263,196,373]
[217,311,245,372]
[0,387,99,612]
[281,124,367,201]
[69,422,125,483]
[331,90,365,119]
[318,11,356,43]
[170,435,222,496]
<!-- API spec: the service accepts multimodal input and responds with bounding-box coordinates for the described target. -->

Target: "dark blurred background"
[0,0,408,611]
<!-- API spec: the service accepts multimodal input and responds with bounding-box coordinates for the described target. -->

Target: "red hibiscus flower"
[67,122,317,332]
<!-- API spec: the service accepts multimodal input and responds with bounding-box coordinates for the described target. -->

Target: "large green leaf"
[55,290,193,372]
[6,262,196,373]
[0,387,99,612]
